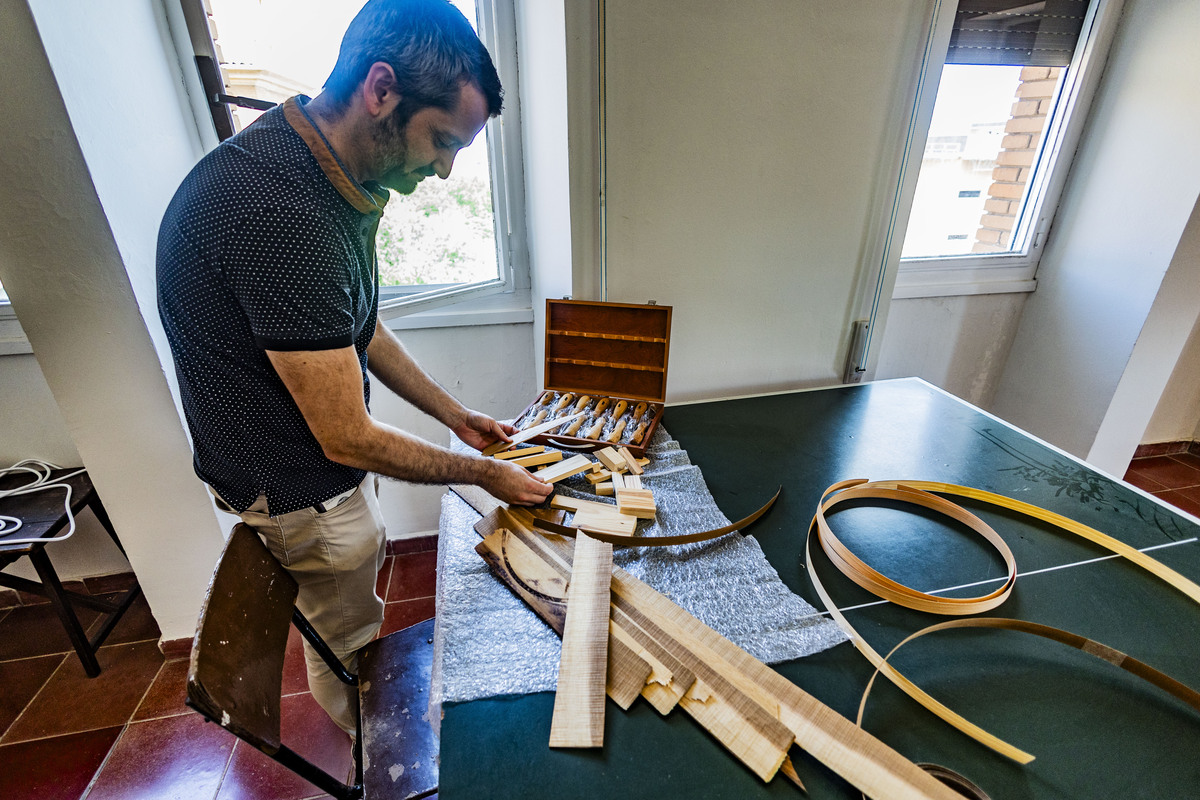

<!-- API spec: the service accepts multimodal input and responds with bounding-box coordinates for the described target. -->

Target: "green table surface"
[440,379,1200,799]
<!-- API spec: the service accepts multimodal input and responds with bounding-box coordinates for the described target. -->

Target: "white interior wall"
[874,293,1028,408]
[1138,301,1200,445]
[514,0,576,388]
[0,0,227,640]
[587,0,930,401]
[1091,194,1200,463]
[991,0,1200,468]
[370,322,536,536]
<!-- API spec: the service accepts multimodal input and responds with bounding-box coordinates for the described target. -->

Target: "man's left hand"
[453,410,514,452]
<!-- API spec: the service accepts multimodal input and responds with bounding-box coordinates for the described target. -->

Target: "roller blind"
[947,0,1089,67]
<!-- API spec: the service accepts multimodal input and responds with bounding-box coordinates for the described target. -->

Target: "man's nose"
[434,152,457,180]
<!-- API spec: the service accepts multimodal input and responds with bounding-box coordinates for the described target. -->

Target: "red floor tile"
[387,534,438,555]
[82,572,137,595]
[0,600,103,660]
[282,625,310,696]
[215,693,351,800]
[89,591,161,646]
[380,597,436,638]
[1171,450,1200,471]
[83,712,233,800]
[133,658,192,721]
[1123,468,1168,493]
[1159,487,1200,519]
[0,654,64,735]
[387,551,437,602]
[1,640,162,744]
[1126,455,1200,490]
[376,556,393,603]
[0,725,122,800]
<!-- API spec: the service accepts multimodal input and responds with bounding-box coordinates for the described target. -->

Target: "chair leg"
[29,546,101,677]
[272,744,363,800]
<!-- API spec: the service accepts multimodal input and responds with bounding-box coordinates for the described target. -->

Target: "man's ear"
[361,62,401,118]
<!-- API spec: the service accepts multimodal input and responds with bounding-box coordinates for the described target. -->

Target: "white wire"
[0,459,88,546]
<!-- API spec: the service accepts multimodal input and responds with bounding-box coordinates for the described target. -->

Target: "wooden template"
[482,412,584,457]
[549,533,614,748]
[534,454,594,484]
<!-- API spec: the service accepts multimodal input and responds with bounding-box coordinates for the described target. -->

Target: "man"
[157,0,550,736]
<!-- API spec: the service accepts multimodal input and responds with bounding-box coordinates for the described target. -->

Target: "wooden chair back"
[187,523,297,753]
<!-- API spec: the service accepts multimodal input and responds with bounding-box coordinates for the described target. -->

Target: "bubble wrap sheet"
[431,426,846,707]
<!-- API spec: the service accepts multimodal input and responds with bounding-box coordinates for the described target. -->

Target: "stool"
[0,469,142,677]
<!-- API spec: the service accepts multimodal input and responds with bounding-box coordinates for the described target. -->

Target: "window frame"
[177,0,530,321]
[887,0,1124,300]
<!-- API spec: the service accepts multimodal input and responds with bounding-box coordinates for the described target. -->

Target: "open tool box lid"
[544,299,672,401]
[511,299,672,458]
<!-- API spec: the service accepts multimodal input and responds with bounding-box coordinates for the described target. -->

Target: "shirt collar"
[282,96,390,216]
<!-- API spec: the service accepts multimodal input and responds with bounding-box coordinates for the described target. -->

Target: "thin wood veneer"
[473,506,961,799]
[549,533,614,748]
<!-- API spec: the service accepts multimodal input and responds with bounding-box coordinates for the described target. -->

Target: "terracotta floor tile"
[0,654,64,736]
[1159,488,1200,519]
[133,658,192,721]
[376,556,393,602]
[1171,450,1200,471]
[387,551,437,602]
[1123,468,1168,493]
[82,572,137,595]
[0,588,20,610]
[1126,455,1200,491]
[380,597,435,638]
[84,712,232,800]
[0,725,122,800]
[215,693,352,800]
[0,599,102,660]
[387,534,438,555]
[2,639,162,744]
[89,590,161,646]
[282,625,310,696]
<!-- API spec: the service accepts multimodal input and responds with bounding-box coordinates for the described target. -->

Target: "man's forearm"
[367,322,467,429]
[326,415,498,485]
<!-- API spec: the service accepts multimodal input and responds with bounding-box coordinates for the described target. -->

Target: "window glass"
[206,0,501,305]
[901,64,1065,259]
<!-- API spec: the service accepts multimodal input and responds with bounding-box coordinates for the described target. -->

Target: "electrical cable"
[0,459,88,546]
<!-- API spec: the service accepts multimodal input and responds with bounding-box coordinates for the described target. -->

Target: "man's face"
[369,81,490,195]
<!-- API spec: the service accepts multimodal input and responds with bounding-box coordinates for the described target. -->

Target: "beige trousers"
[212,476,387,736]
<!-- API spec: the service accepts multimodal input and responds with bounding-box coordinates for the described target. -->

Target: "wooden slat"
[549,534,614,748]
[535,454,595,484]
[493,446,545,461]
[482,412,585,457]
[509,450,565,469]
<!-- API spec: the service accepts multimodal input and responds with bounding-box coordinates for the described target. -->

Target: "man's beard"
[370,112,421,195]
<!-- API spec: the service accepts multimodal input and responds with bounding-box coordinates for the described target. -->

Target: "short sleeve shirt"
[157,97,390,516]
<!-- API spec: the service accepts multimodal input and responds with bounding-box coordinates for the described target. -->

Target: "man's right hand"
[484,458,553,506]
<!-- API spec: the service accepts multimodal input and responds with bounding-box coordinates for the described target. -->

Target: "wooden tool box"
[511,299,672,458]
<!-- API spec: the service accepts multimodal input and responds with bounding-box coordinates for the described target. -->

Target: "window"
[194,0,527,315]
[887,0,1118,298]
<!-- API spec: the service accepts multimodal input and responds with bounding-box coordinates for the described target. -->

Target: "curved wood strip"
[856,616,1200,727]
[532,488,781,547]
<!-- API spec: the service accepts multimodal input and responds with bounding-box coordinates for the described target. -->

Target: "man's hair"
[324,0,503,124]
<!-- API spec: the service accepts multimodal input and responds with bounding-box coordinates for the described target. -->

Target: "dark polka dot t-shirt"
[157,97,390,516]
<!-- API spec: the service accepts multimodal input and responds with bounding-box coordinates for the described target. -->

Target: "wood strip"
[475,501,958,798]
[619,446,643,475]
[550,495,616,514]
[509,450,565,469]
[449,484,503,517]
[482,412,585,456]
[550,533,614,748]
[531,487,781,547]
[810,478,1200,764]
[856,616,1200,727]
[535,454,594,484]
[493,446,545,460]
